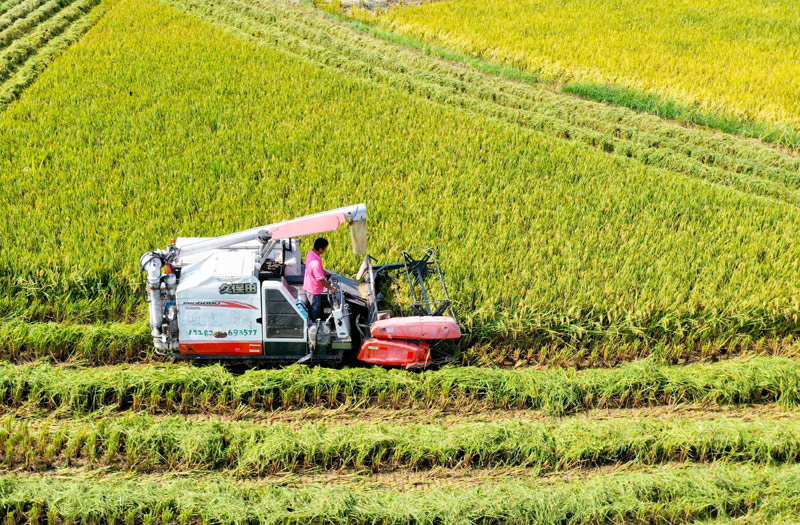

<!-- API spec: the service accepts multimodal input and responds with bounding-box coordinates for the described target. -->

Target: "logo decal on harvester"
[184,300,258,310]
[219,283,258,295]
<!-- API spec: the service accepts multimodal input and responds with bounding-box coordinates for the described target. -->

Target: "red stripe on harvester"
[192,301,258,310]
[179,341,263,356]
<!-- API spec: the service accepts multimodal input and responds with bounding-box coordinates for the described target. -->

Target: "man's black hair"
[313,238,329,251]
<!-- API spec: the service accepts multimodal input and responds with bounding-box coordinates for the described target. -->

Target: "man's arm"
[318,277,337,294]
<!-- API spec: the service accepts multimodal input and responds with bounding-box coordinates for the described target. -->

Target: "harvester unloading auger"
[139,204,460,368]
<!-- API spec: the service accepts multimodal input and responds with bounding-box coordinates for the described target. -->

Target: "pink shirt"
[303,250,325,295]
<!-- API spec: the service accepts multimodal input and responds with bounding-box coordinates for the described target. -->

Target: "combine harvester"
[140,204,460,368]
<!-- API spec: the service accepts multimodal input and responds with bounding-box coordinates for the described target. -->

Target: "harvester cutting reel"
[363,248,458,367]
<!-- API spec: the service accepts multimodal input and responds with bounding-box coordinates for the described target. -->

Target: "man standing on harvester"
[303,237,338,321]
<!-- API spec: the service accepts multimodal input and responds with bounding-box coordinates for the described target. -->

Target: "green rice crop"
[1,413,798,473]
[0,320,149,364]
[4,0,800,359]
[0,464,797,523]
[0,357,796,415]
[166,0,800,202]
[358,0,800,149]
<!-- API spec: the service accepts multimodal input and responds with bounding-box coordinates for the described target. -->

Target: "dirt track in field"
[3,402,796,426]
[1,462,701,490]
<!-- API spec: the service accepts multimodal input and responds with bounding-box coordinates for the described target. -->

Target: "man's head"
[313,237,329,255]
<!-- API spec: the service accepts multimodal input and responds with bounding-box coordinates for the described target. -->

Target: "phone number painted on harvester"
[187,329,258,337]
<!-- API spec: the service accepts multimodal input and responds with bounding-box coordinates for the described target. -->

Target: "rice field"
[351,0,800,150]
[2,0,800,521]
[3,0,800,363]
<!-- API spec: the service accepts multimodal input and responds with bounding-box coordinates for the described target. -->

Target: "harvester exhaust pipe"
[140,252,164,338]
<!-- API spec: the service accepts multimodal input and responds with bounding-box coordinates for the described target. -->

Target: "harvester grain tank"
[139,204,460,368]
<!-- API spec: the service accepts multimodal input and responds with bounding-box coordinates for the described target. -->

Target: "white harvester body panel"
[174,237,302,277]
[260,280,308,343]
[176,249,262,355]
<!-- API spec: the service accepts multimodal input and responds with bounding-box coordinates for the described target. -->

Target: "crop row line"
[0,357,796,415]
[0,0,79,49]
[1,414,799,474]
[0,464,796,523]
[0,0,101,86]
[0,320,150,364]
[0,269,141,323]
[260,0,800,174]
[314,8,800,177]
[0,0,108,106]
[0,0,46,32]
[6,296,800,364]
[366,0,800,153]
[0,0,26,17]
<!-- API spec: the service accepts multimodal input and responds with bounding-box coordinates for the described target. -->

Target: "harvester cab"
[139,204,460,368]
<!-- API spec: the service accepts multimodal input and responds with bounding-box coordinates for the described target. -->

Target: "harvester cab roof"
[140,204,460,368]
